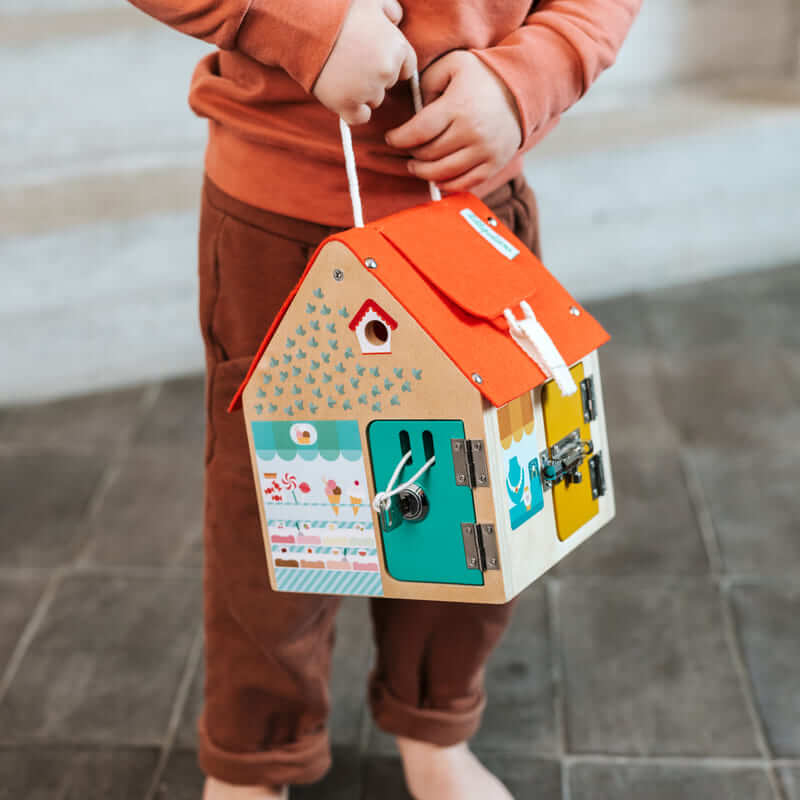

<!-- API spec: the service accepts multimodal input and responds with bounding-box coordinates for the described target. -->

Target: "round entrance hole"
[364,319,389,346]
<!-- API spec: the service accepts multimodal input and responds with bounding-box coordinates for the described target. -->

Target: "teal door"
[367,420,483,585]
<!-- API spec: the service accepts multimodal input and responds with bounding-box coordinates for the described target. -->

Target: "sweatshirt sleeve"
[471,0,642,147]
[125,0,352,92]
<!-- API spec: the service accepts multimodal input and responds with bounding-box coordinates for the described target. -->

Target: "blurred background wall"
[2,0,799,403]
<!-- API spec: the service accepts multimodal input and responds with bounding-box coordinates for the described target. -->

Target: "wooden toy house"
[229,192,614,603]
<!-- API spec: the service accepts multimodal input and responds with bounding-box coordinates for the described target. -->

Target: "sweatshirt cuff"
[473,24,590,149]
[237,0,353,93]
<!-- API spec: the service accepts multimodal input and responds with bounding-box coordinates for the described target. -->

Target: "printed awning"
[497,392,535,450]
[252,420,362,462]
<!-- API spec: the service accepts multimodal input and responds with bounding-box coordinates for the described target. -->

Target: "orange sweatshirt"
[128,0,641,226]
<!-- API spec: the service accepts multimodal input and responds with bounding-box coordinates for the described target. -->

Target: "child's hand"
[313,0,416,126]
[385,51,523,192]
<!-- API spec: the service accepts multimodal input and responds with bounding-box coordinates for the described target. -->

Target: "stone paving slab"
[644,262,800,353]
[0,447,108,568]
[584,296,652,351]
[292,747,363,800]
[0,384,148,451]
[81,444,203,567]
[175,660,203,751]
[782,767,800,800]
[689,445,800,576]
[132,376,205,454]
[728,580,800,757]
[652,343,800,451]
[472,583,556,756]
[478,753,562,798]
[328,598,373,749]
[154,749,203,800]
[161,748,367,799]
[558,577,760,756]
[557,439,708,576]
[0,573,200,745]
[595,347,677,448]
[0,746,158,800]
[0,573,48,675]
[568,761,776,800]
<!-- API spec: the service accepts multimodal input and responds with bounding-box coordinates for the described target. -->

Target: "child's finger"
[438,161,492,192]
[342,103,372,126]
[419,56,455,105]
[383,0,404,25]
[385,100,451,150]
[407,146,483,182]
[367,87,386,109]
[409,124,473,162]
[397,42,418,82]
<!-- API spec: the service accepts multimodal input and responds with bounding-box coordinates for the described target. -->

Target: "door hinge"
[581,376,597,422]
[588,452,607,499]
[461,523,500,571]
[451,439,490,488]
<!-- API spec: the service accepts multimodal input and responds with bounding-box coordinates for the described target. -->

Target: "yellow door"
[541,362,598,541]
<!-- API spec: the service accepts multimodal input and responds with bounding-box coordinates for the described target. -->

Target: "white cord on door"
[372,448,436,514]
[339,68,440,229]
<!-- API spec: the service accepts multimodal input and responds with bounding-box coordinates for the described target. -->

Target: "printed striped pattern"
[273,545,377,555]
[275,567,383,596]
[269,519,373,530]
[265,501,364,508]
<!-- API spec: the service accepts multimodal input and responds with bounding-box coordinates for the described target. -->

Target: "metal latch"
[451,439,490,488]
[461,523,500,571]
[540,429,594,490]
[588,452,606,499]
[581,376,597,422]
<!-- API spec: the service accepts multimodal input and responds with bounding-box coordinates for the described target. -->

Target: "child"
[126,1,640,797]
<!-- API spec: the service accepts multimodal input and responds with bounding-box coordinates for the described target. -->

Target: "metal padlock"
[397,484,429,522]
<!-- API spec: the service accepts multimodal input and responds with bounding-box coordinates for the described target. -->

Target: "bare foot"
[395,736,514,800]
[202,777,288,800]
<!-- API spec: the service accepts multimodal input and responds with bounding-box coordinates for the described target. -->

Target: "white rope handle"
[504,301,578,396]
[372,448,436,514]
[409,71,442,204]
[340,69,441,229]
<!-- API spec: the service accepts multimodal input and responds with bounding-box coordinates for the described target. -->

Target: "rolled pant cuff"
[369,681,486,747]
[197,715,332,787]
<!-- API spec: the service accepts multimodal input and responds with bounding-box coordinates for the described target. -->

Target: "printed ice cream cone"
[347,479,364,517]
[323,479,342,516]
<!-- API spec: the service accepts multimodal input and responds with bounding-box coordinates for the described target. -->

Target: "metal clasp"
[540,429,594,490]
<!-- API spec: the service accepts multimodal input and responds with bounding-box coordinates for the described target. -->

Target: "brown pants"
[197,173,542,788]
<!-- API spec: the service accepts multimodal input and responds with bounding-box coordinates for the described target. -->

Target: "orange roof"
[230,192,608,412]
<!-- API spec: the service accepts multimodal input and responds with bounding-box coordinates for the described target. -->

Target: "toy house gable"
[235,237,503,602]
[348,299,397,354]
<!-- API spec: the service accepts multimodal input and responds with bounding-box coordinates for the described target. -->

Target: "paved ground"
[0,264,798,799]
